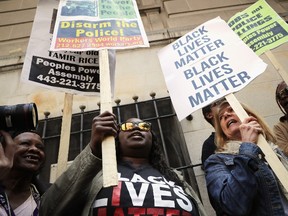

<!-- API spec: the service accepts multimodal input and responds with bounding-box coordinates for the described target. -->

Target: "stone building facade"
[1,0,288,215]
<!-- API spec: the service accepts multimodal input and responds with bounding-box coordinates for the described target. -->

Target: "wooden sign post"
[56,93,73,178]
[99,49,118,187]
[225,93,288,192]
[265,50,288,85]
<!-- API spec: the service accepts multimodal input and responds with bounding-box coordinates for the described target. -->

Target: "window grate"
[37,96,200,197]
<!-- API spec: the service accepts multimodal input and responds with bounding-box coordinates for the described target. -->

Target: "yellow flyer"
[50,0,149,51]
[228,0,288,55]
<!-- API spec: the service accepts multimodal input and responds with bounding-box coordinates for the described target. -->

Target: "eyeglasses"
[277,87,288,100]
[119,122,151,132]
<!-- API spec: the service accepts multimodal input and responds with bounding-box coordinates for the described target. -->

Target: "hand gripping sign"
[49,0,149,188]
[158,17,288,192]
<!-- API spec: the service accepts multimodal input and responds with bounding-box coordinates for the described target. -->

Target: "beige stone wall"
[1,0,288,215]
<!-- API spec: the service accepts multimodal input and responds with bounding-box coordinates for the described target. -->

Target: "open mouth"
[24,154,40,162]
[227,119,237,127]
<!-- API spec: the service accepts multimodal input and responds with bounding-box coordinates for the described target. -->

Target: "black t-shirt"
[93,162,200,215]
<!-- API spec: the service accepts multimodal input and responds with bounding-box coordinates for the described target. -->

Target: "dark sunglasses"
[277,87,288,100]
[119,122,151,132]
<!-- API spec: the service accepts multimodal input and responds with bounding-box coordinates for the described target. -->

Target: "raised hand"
[239,116,263,144]
[89,111,118,158]
[0,130,16,181]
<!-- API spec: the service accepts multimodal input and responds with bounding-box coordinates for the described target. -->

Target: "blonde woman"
[204,100,288,216]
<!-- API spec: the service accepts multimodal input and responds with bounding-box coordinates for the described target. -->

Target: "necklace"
[4,192,12,216]
[0,184,39,216]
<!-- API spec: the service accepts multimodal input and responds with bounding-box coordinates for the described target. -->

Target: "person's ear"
[206,112,213,119]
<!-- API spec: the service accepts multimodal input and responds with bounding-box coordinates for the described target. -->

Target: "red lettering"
[114,208,124,216]
[112,182,122,206]
[147,208,164,215]
[166,209,180,215]
[97,208,107,215]
[95,207,192,216]
[128,207,146,215]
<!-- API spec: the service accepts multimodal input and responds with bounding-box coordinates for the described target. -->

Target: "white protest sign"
[50,0,150,187]
[21,0,116,95]
[158,17,267,120]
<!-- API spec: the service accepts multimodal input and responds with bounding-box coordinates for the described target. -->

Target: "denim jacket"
[204,142,287,216]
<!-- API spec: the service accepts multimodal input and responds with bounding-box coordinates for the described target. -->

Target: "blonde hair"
[214,100,276,152]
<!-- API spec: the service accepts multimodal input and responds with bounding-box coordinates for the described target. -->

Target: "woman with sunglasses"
[204,100,288,216]
[274,81,288,156]
[40,111,207,216]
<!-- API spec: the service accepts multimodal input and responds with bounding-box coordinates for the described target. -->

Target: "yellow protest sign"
[228,0,288,55]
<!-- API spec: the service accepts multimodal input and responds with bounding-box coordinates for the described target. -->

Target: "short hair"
[10,129,42,139]
[275,81,287,121]
[202,104,213,126]
[202,98,225,126]
[10,129,45,174]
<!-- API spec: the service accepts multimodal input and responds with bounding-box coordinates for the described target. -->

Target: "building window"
[37,96,199,196]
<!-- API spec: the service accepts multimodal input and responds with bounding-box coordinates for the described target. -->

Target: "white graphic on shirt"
[94,172,193,213]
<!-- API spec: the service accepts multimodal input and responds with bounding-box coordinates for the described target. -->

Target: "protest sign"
[50,0,149,187]
[21,0,116,95]
[50,0,149,51]
[225,93,288,192]
[21,0,116,186]
[158,17,267,121]
[228,0,288,86]
[228,0,288,55]
[227,0,288,192]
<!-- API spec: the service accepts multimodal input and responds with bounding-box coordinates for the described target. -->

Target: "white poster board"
[158,17,267,120]
[21,0,116,95]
